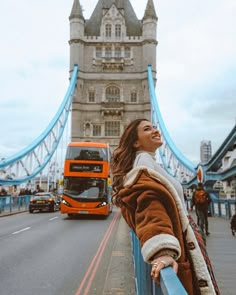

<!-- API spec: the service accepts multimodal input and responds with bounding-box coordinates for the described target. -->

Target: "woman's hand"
[151,255,178,284]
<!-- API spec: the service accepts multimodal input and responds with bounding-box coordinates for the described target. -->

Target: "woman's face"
[134,121,163,152]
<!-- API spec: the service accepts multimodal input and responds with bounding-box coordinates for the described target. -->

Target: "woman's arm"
[134,190,181,262]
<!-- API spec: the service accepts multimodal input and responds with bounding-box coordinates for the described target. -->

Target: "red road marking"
[75,210,120,295]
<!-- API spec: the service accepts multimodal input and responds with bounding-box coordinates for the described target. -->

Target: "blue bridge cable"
[0,65,78,185]
[147,65,196,174]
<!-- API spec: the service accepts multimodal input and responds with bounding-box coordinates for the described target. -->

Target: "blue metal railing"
[130,231,188,295]
[186,194,236,219]
[131,195,236,294]
[0,195,32,214]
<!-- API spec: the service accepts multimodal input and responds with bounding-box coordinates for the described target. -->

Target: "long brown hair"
[111,119,148,206]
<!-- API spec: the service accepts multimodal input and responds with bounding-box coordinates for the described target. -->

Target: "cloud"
[0,0,235,167]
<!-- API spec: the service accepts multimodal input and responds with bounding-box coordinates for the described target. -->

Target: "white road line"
[12,227,31,235]
[49,216,58,221]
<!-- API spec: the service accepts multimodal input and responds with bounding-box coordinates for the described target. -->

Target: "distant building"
[200,140,212,163]
[69,0,157,151]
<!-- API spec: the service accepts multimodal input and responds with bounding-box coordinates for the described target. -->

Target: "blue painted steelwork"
[205,124,236,172]
[0,65,78,185]
[130,230,188,295]
[147,65,196,178]
[0,195,31,214]
[147,65,236,186]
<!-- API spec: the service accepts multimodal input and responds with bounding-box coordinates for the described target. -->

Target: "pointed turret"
[143,0,157,21]
[69,0,85,72]
[69,0,84,20]
[142,0,157,73]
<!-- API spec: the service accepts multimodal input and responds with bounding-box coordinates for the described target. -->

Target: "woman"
[111,119,219,295]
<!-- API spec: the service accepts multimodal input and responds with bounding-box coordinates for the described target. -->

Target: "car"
[29,192,61,213]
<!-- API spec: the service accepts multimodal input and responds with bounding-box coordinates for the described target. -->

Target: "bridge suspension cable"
[147,65,196,183]
[0,65,78,186]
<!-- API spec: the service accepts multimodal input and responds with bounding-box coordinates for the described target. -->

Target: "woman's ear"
[133,141,140,148]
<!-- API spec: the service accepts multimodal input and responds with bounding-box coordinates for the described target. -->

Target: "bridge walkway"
[196,214,236,295]
[104,212,236,295]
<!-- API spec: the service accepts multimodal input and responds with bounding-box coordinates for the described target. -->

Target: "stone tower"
[69,0,157,150]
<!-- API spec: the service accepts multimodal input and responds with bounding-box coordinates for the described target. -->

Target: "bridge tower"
[69,0,157,149]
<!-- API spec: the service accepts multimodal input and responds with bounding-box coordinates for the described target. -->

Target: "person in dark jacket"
[231,214,236,236]
[191,183,211,236]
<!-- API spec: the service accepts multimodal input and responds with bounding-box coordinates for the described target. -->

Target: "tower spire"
[69,0,84,20]
[143,0,157,20]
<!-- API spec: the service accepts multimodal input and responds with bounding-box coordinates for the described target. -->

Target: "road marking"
[12,227,31,235]
[75,211,120,295]
[49,216,58,221]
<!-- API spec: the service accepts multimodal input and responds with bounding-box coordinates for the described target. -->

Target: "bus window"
[66,147,107,161]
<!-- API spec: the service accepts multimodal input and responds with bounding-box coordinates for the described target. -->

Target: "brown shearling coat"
[117,168,217,295]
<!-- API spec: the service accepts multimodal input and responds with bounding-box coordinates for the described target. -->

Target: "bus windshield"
[63,177,107,201]
[66,147,108,161]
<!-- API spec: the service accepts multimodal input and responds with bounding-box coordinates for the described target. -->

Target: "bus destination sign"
[70,163,103,173]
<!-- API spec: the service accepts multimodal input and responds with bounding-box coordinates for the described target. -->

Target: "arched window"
[85,123,91,137]
[115,24,121,37]
[105,24,112,38]
[88,90,95,102]
[106,86,120,102]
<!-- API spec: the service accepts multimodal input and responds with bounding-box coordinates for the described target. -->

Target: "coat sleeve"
[134,190,181,263]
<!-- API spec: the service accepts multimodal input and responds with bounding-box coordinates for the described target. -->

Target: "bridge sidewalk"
[104,213,236,295]
[201,215,236,295]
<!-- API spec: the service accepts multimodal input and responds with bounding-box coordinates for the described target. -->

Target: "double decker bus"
[61,142,113,217]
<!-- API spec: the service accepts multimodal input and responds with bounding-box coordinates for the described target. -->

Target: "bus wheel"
[68,213,74,218]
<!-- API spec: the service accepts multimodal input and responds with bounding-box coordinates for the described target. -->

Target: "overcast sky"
[0,0,235,166]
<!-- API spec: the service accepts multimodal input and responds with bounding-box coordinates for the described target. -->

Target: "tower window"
[125,47,130,58]
[115,47,121,58]
[105,47,112,58]
[96,47,102,58]
[89,91,95,102]
[131,91,137,102]
[93,125,101,136]
[105,121,120,136]
[115,24,121,37]
[105,24,112,38]
[106,86,120,102]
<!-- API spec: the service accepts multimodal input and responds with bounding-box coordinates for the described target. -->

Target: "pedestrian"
[111,119,219,295]
[191,183,211,236]
[230,214,236,236]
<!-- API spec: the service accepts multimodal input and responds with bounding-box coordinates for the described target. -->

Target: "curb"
[103,216,136,295]
[0,209,28,217]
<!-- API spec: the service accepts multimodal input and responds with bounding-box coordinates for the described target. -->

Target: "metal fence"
[130,231,187,295]
[186,194,236,219]
[131,195,236,295]
[0,195,31,215]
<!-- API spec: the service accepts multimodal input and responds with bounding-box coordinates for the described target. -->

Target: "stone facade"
[69,0,157,150]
